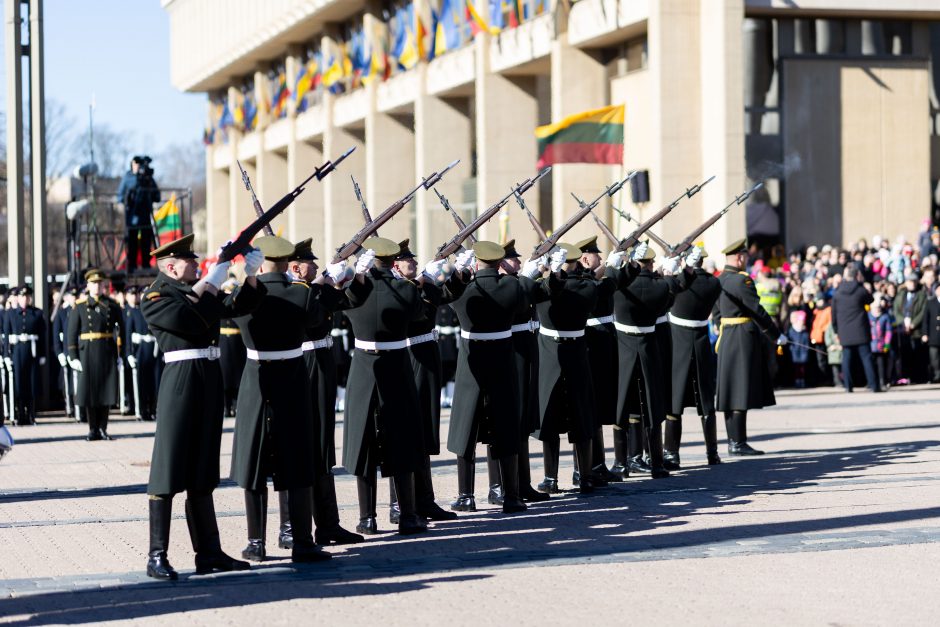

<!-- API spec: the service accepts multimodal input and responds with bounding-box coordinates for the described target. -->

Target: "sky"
[1,0,205,161]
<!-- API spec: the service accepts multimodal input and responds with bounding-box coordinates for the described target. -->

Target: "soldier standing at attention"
[124,286,160,421]
[714,238,786,456]
[67,269,125,441]
[53,289,78,420]
[218,278,246,418]
[3,286,46,426]
[141,234,262,580]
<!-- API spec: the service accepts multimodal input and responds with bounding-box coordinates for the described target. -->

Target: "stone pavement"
[1,385,940,625]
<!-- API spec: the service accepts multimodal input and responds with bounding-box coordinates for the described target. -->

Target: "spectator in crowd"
[893,270,927,384]
[810,295,833,385]
[787,310,810,388]
[831,265,880,393]
[921,283,940,384]
[825,321,843,388]
[869,298,893,391]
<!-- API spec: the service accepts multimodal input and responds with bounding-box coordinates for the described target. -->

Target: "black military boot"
[574,441,596,494]
[451,455,476,511]
[702,414,722,465]
[394,473,429,535]
[645,425,670,479]
[518,438,550,502]
[592,427,620,482]
[389,479,401,524]
[627,420,652,474]
[498,455,527,513]
[416,461,458,521]
[726,411,764,456]
[85,407,101,441]
[185,493,251,574]
[610,426,629,480]
[537,437,561,493]
[356,471,379,534]
[313,473,364,545]
[146,496,178,581]
[98,408,114,440]
[241,488,267,562]
[486,445,504,505]
[663,416,682,471]
[277,490,293,549]
[288,488,332,563]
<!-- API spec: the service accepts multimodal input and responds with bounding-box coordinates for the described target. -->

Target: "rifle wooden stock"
[437,189,477,250]
[591,211,619,247]
[671,181,764,256]
[615,176,716,253]
[614,207,672,253]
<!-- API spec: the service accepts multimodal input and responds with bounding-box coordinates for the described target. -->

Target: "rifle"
[670,181,763,256]
[434,166,551,261]
[237,160,275,237]
[436,189,477,250]
[611,206,672,253]
[616,175,715,253]
[590,209,619,248]
[219,147,355,263]
[514,186,548,241]
[352,175,373,229]
[333,159,460,263]
[529,171,637,260]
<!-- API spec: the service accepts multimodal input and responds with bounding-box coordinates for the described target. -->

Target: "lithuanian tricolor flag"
[154,194,182,246]
[535,104,624,169]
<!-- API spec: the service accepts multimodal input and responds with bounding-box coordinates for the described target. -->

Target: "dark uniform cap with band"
[472,240,506,262]
[396,238,416,260]
[362,236,401,259]
[575,236,601,254]
[150,233,198,260]
[254,235,296,261]
[289,238,318,261]
[84,268,107,283]
[502,239,521,259]
[558,243,581,261]
[721,237,748,256]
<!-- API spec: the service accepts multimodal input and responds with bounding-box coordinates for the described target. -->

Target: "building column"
[5,0,25,284]
[30,0,46,308]
[322,95,367,258]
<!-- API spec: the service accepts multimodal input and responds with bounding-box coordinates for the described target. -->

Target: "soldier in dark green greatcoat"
[140,234,263,581]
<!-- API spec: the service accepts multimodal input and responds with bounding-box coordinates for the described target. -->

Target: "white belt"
[668,314,709,328]
[656,315,669,325]
[511,320,540,334]
[614,321,656,335]
[407,330,439,347]
[435,325,460,336]
[355,338,408,351]
[330,328,348,337]
[539,327,585,339]
[131,332,156,343]
[246,347,304,361]
[302,337,334,352]
[8,334,39,343]
[164,347,221,363]
[586,315,614,327]
[460,329,512,341]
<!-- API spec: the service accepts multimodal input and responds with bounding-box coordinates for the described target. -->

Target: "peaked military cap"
[289,238,318,261]
[84,268,107,283]
[396,238,416,260]
[575,236,600,254]
[721,238,748,256]
[255,235,295,261]
[473,240,506,262]
[362,237,401,259]
[558,243,581,261]
[502,239,521,259]
[151,233,198,260]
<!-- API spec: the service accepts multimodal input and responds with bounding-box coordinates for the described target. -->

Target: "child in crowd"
[787,310,810,388]
[825,321,843,388]
[869,298,893,391]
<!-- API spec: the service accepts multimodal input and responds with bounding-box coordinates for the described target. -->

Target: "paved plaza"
[1,385,939,625]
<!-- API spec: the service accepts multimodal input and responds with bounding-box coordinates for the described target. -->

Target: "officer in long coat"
[666,249,722,467]
[714,238,784,456]
[141,234,260,580]
[66,269,124,440]
[447,241,527,514]
[229,235,332,563]
[218,279,246,418]
[53,289,78,419]
[3,286,46,425]
[341,237,429,535]
[124,287,160,421]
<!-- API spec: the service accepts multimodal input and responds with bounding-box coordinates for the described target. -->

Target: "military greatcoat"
[67,295,124,407]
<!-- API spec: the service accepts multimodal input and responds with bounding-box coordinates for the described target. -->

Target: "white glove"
[390,266,404,280]
[605,250,625,268]
[243,249,264,276]
[685,246,703,268]
[631,241,649,262]
[69,358,83,372]
[422,259,448,284]
[57,353,67,367]
[326,261,348,283]
[203,260,231,289]
[3,357,11,369]
[521,258,542,279]
[454,250,476,273]
[549,248,568,272]
[777,334,788,346]
[39,357,46,366]
[659,257,679,275]
[355,249,376,275]
[127,355,137,369]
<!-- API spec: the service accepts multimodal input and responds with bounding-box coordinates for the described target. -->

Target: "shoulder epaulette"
[144,291,162,301]
[291,281,310,289]
[738,271,750,276]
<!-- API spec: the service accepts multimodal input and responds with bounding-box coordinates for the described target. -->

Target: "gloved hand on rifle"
[605,250,625,268]
[68,358,82,372]
[244,249,264,276]
[659,257,679,275]
[422,259,448,285]
[57,353,67,368]
[549,248,568,273]
[685,246,703,268]
[521,257,543,279]
[326,261,353,286]
[127,355,137,369]
[355,249,376,275]
[454,250,476,273]
[203,260,232,289]
[631,241,649,262]
[3,357,11,369]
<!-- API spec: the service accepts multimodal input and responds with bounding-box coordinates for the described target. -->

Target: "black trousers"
[126,225,154,272]
[842,343,877,391]
[929,345,940,383]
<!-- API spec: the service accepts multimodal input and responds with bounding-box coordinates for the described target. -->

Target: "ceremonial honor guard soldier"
[218,278,246,418]
[447,241,527,514]
[714,238,785,455]
[141,233,260,580]
[341,237,430,535]
[66,269,125,440]
[435,304,459,408]
[2,286,46,425]
[229,236,333,563]
[666,247,723,466]
[124,286,160,421]
[53,289,78,419]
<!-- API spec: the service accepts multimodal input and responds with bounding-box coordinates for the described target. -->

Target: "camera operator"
[117,156,161,273]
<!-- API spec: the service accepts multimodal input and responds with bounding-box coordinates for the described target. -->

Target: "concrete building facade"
[163,0,940,260]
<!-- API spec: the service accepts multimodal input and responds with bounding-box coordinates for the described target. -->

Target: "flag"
[219,101,234,129]
[394,5,420,70]
[295,54,320,111]
[233,93,246,130]
[322,49,344,93]
[535,104,625,168]
[244,94,257,129]
[432,0,465,59]
[271,72,290,118]
[467,0,501,35]
[154,194,183,246]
